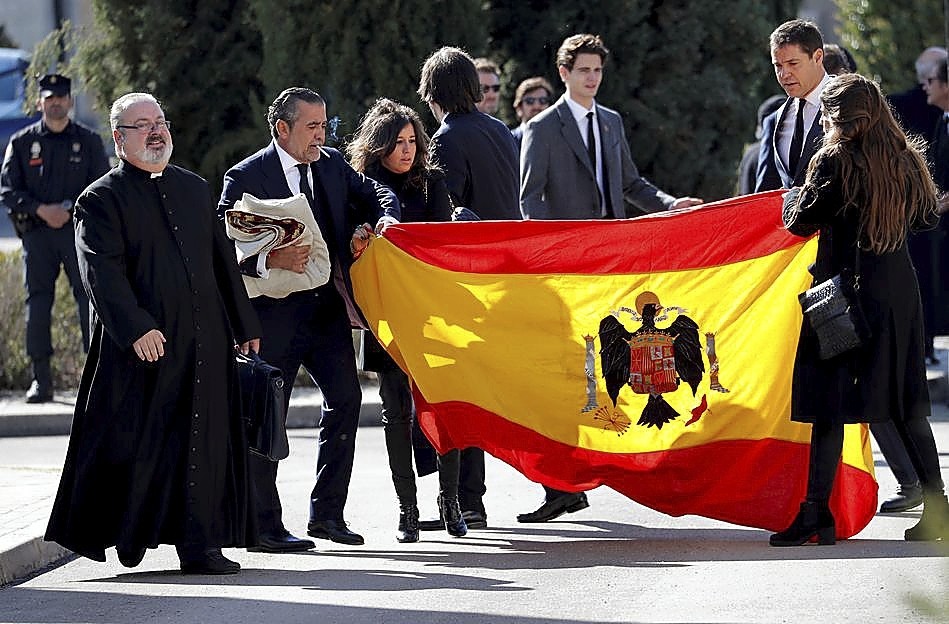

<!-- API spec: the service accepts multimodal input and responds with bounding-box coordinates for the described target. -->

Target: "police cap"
[38,74,71,98]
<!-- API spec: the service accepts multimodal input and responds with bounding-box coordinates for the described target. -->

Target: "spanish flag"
[351,191,877,538]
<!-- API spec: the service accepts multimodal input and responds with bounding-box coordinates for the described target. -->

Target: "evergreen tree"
[486,0,798,200]
[70,0,264,196]
[248,0,486,145]
[836,0,946,92]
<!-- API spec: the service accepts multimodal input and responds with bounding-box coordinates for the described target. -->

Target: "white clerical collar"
[150,172,163,178]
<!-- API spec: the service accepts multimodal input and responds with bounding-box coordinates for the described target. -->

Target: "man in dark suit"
[754,20,831,193]
[416,46,521,530]
[889,47,947,141]
[511,76,554,150]
[520,34,701,222]
[518,34,701,523]
[218,87,400,550]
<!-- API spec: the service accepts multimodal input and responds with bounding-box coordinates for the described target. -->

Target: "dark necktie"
[295,162,335,256]
[788,98,806,174]
[296,163,314,205]
[586,111,597,172]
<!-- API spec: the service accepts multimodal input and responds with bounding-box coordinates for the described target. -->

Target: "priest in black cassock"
[45,92,262,575]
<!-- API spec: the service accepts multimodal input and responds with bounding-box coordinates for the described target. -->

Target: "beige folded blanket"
[224,193,331,298]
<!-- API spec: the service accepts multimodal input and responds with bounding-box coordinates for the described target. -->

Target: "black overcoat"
[783,154,930,426]
[45,160,261,561]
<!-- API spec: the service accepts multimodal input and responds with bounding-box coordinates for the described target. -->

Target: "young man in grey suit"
[520,33,701,224]
[518,33,701,522]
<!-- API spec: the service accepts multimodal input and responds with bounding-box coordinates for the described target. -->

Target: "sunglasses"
[481,84,501,94]
[522,96,550,106]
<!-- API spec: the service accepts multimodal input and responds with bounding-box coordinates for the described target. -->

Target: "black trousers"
[807,415,944,503]
[250,287,362,534]
[869,421,919,487]
[459,447,486,515]
[378,367,459,506]
[22,225,89,365]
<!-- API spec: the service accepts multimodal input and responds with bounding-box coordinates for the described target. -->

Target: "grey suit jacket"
[520,95,674,219]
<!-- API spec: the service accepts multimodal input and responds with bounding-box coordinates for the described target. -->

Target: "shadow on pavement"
[0,589,624,624]
[68,521,948,588]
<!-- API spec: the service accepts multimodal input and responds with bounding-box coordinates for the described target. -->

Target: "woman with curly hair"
[773,73,947,546]
[346,98,466,542]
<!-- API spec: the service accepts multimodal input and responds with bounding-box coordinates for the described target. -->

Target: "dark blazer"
[520,95,674,219]
[217,142,399,314]
[430,111,520,221]
[754,98,824,191]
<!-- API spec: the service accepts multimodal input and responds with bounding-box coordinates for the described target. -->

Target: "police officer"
[0,74,109,402]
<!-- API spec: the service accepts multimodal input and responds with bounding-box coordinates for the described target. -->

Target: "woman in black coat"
[773,73,947,546]
[347,98,466,542]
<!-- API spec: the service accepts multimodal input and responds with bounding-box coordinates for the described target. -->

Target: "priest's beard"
[122,136,173,168]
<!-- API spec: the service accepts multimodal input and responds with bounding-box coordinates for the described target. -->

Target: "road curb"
[0,535,70,587]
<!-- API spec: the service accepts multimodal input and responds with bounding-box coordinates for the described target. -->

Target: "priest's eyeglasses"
[116,120,172,133]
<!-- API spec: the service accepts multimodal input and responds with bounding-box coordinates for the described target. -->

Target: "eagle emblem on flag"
[597,291,706,429]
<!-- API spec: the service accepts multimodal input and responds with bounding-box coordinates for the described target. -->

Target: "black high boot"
[397,504,420,543]
[905,492,949,541]
[769,501,835,547]
[438,494,468,537]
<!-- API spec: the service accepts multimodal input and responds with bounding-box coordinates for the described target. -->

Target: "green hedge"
[0,248,86,391]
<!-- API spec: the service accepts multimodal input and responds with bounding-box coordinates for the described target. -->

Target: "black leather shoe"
[421,505,487,530]
[248,531,316,553]
[418,516,444,531]
[517,492,589,523]
[178,547,241,575]
[307,519,365,545]
[116,545,146,568]
[25,380,52,404]
[460,510,486,530]
[880,484,923,513]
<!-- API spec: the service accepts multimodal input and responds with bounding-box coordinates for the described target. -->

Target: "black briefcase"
[234,351,290,461]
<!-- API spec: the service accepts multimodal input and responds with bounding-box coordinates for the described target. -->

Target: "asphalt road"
[0,422,947,624]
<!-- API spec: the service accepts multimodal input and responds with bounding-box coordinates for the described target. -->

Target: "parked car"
[0,48,38,153]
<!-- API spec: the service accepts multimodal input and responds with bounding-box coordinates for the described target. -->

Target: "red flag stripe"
[380,191,803,275]
[415,394,877,539]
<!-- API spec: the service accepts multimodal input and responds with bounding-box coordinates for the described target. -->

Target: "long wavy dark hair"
[346,98,438,190]
[806,73,937,253]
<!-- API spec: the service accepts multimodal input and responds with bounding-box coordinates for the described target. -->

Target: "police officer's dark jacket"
[0,119,110,235]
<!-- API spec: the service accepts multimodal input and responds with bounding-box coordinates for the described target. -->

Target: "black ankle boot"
[397,504,420,543]
[438,495,467,537]
[769,501,835,546]
[905,492,949,541]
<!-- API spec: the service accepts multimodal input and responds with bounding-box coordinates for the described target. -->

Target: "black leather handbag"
[798,243,867,360]
[234,351,290,461]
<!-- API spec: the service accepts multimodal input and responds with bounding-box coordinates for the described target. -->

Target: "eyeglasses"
[926,77,943,85]
[116,120,172,133]
[522,96,550,106]
[481,84,501,94]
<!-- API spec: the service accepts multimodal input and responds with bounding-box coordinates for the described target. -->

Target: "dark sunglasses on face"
[522,96,550,106]
[482,84,501,93]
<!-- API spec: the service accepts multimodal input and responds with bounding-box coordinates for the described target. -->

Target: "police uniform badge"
[29,141,42,167]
